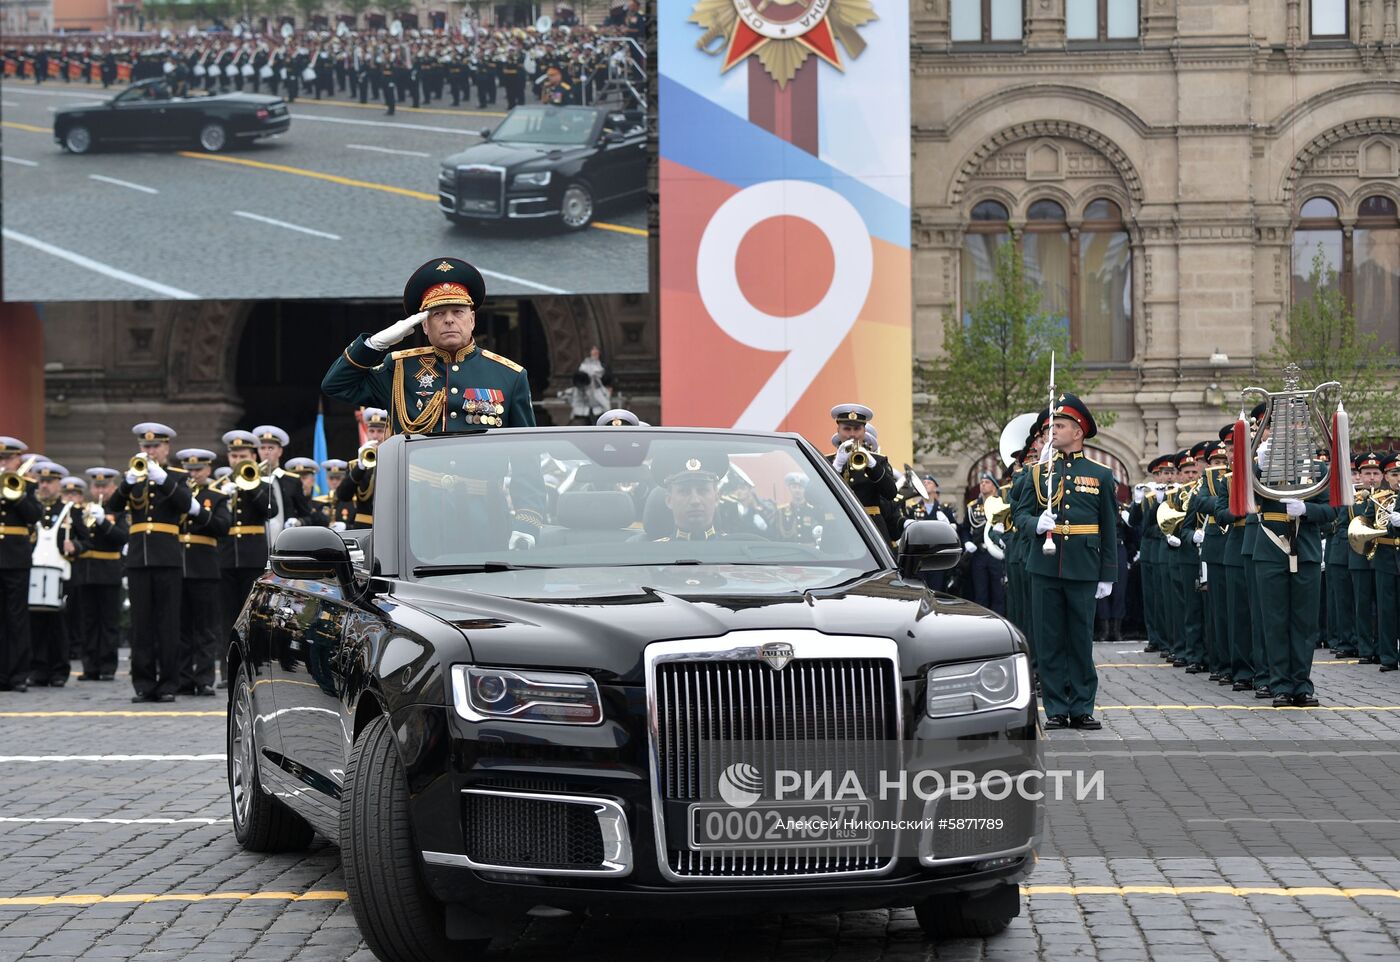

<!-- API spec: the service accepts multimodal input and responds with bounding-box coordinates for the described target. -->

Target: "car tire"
[63,125,93,155]
[197,121,228,153]
[342,714,486,962]
[227,663,314,853]
[913,890,1016,938]
[559,180,595,231]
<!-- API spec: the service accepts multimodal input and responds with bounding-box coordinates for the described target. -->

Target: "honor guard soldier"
[252,425,313,538]
[827,404,899,543]
[285,458,328,526]
[322,258,537,436]
[105,423,187,703]
[0,437,43,692]
[1166,445,1207,672]
[1006,413,1050,660]
[1212,421,1262,690]
[774,472,829,544]
[27,462,73,688]
[1131,455,1173,658]
[1350,451,1384,666]
[339,408,387,529]
[1191,440,1232,680]
[321,460,355,528]
[176,449,231,697]
[649,449,731,542]
[1013,393,1117,730]
[218,430,278,689]
[75,467,127,682]
[58,474,88,666]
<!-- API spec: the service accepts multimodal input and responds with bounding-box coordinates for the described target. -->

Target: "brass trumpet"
[1348,489,1397,561]
[234,460,263,492]
[0,455,38,502]
[129,453,149,481]
[358,443,378,469]
[1155,478,1200,537]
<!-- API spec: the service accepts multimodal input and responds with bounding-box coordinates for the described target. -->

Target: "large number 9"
[696,179,874,431]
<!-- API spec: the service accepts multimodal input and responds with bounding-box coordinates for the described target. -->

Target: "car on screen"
[225,428,1040,962]
[437,104,647,231]
[52,78,289,155]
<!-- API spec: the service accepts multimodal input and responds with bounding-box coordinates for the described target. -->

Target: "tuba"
[1242,364,1341,502]
[1347,488,1397,561]
[1,455,38,501]
[1156,479,1198,537]
[981,493,1011,560]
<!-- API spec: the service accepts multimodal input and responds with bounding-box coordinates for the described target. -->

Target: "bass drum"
[28,566,66,612]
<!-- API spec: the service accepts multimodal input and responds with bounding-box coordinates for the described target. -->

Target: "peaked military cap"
[1147,455,1174,473]
[1051,392,1097,439]
[60,476,87,493]
[214,466,234,480]
[363,408,389,428]
[284,457,319,476]
[321,459,349,474]
[652,447,729,487]
[1383,452,1400,472]
[1357,452,1382,471]
[404,257,486,316]
[175,448,217,467]
[1207,441,1230,461]
[222,430,258,450]
[0,437,27,456]
[1175,449,1195,468]
[132,422,176,443]
[596,408,640,427]
[33,461,68,480]
[85,467,120,481]
[784,471,809,487]
[830,403,874,425]
[1249,401,1267,424]
[1189,440,1212,461]
[1218,423,1236,443]
[252,425,290,447]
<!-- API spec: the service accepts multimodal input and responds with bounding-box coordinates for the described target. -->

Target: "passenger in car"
[647,450,730,543]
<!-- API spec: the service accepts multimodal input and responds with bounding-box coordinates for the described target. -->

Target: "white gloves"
[1283,498,1306,518]
[331,521,347,532]
[992,522,1005,534]
[1390,510,1400,529]
[1192,528,1205,545]
[1035,509,1056,535]
[366,310,428,351]
[508,530,535,550]
[187,494,201,516]
[1256,438,1272,470]
[1120,508,1131,525]
[753,515,768,532]
[147,461,167,485]
[1167,535,1182,548]
[284,518,302,528]
[125,469,139,485]
[1095,582,1113,600]
[1132,551,1141,564]
[832,439,855,472]
[1132,484,1146,504]
[963,541,978,554]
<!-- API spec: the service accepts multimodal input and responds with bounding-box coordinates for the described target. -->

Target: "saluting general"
[322,257,536,435]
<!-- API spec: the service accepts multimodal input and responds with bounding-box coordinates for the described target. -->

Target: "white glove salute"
[963,541,978,554]
[1167,534,1182,548]
[832,438,855,472]
[1094,581,1113,600]
[1192,528,1205,545]
[366,310,428,351]
[146,461,167,485]
[1282,498,1306,518]
[1035,509,1056,535]
[187,494,202,516]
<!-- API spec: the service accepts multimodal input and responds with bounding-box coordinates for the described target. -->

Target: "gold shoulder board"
[390,345,435,360]
[481,349,524,373]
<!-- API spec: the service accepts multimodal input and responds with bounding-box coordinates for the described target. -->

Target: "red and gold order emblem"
[691,0,876,87]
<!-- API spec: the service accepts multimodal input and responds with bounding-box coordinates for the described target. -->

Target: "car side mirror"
[897,520,962,579]
[479,126,492,139]
[271,525,352,583]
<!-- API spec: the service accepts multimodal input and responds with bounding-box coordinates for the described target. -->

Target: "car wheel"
[914,888,1018,938]
[197,121,228,153]
[559,181,595,231]
[227,662,314,852]
[342,714,487,962]
[63,125,92,154]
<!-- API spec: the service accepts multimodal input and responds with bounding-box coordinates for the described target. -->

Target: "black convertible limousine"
[53,78,289,154]
[228,428,1040,962]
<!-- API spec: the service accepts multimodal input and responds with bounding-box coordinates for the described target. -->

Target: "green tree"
[1258,244,1400,445]
[914,241,1115,459]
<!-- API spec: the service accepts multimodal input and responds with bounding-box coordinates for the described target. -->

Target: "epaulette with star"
[391,345,435,361]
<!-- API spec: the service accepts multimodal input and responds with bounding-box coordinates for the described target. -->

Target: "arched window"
[1354,195,1400,350]
[1079,199,1133,362]
[1022,199,1071,332]
[961,200,1010,321]
[1291,196,1343,322]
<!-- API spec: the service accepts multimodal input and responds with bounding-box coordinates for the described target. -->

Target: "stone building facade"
[911,0,1400,486]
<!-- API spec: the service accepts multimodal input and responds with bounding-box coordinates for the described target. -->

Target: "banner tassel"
[1229,411,1254,516]
[1330,402,1353,507]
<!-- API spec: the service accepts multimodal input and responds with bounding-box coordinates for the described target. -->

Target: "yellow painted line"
[590,220,647,237]
[2,121,47,133]
[1095,704,1400,712]
[0,890,347,908]
[1024,884,1400,900]
[176,151,438,201]
[176,150,642,239]
[294,98,505,119]
[0,711,222,718]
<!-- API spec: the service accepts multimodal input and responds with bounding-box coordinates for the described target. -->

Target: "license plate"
[687,802,872,850]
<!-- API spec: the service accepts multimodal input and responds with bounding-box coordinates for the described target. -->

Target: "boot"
[1094,618,1106,642]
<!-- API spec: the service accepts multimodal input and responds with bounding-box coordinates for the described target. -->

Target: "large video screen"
[2,16,649,301]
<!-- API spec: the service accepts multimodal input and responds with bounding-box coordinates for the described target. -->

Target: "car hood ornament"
[758,641,794,671]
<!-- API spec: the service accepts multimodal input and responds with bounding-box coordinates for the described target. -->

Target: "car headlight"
[451,664,602,725]
[511,170,551,187]
[925,653,1030,718]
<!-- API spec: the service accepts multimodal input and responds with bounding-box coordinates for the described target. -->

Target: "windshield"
[490,106,597,146]
[405,431,879,579]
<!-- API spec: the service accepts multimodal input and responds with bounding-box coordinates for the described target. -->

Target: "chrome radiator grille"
[653,654,899,879]
[455,167,503,215]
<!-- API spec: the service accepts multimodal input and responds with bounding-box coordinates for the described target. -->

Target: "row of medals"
[464,398,504,427]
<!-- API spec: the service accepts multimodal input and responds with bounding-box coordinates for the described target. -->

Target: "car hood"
[442,140,590,169]
[386,566,1017,682]
[53,100,111,115]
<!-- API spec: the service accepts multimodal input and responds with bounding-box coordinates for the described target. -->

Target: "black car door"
[588,112,646,202]
[110,87,168,143]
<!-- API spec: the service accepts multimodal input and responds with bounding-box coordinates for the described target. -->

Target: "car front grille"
[652,643,900,880]
[461,790,605,870]
[455,167,503,215]
[922,786,1037,864]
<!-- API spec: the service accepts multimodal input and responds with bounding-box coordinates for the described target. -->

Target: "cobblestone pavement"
[3,644,1400,961]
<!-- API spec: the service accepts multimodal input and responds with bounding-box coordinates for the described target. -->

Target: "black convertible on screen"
[52,78,289,155]
[438,104,647,231]
[225,428,1040,962]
